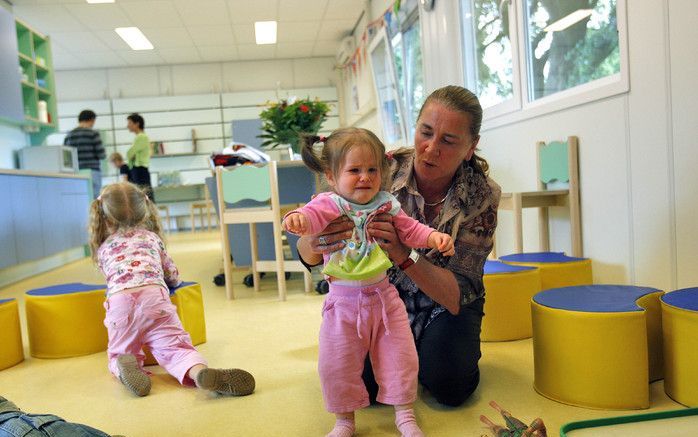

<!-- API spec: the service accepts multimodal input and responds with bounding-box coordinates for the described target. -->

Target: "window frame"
[368,26,410,148]
[460,0,629,127]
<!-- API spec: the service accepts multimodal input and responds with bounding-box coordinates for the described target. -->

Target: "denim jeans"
[0,398,110,437]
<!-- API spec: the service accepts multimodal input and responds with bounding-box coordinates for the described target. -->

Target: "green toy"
[480,401,547,437]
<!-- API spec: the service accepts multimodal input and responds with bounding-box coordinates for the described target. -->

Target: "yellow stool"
[143,282,207,365]
[0,298,24,370]
[661,288,698,407]
[532,285,663,409]
[500,252,592,290]
[482,261,541,341]
[25,283,107,358]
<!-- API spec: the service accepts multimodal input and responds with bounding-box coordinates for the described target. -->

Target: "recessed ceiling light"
[87,0,115,3]
[544,9,593,32]
[115,27,154,51]
[255,21,277,45]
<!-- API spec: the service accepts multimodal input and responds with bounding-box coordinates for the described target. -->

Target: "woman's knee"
[423,368,480,407]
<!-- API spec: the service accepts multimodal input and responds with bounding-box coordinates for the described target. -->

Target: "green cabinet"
[15,19,58,144]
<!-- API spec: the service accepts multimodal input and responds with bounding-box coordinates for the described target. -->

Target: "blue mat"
[0,298,15,305]
[500,252,586,263]
[662,288,698,311]
[26,283,106,296]
[484,260,536,275]
[534,285,662,312]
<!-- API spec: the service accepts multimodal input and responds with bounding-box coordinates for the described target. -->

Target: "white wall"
[55,57,337,101]
[478,0,698,291]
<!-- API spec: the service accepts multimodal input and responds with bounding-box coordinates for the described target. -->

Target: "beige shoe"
[195,368,255,396]
[117,354,151,397]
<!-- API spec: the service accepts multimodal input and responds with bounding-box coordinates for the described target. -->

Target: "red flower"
[116,255,125,261]
[299,104,309,113]
[130,261,141,267]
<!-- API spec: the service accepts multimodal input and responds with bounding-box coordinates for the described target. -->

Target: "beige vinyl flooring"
[0,231,686,436]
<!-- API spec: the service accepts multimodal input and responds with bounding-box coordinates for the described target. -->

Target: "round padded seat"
[532,285,664,410]
[500,252,593,291]
[661,288,698,407]
[0,298,24,370]
[25,283,107,358]
[481,261,541,341]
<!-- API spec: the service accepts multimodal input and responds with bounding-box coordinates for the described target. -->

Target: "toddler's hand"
[428,232,455,257]
[283,213,309,235]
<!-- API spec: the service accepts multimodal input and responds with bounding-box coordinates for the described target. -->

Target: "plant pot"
[264,144,292,161]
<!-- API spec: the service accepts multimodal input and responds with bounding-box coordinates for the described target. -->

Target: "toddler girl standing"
[283,128,454,437]
[89,182,255,397]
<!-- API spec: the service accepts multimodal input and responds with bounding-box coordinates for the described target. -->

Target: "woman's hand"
[306,215,354,255]
[367,213,410,265]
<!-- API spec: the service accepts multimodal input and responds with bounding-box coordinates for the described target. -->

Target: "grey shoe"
[117,354,151,397]
[195,368,255,396]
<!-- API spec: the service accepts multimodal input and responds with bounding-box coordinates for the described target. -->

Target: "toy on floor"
[480,401,547,437]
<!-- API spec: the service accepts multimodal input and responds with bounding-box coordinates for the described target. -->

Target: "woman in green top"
[126,113,153,199]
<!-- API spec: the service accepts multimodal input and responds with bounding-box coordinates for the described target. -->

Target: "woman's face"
[126,119,138,133]
[413,101,479,184]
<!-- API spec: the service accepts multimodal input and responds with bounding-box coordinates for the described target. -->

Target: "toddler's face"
[327,145,381,205]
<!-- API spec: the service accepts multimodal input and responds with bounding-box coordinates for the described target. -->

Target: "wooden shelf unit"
[15,19,58,144]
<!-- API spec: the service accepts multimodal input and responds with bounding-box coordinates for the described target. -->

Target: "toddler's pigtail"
[300,134,325,174]
[143,193,165,244]
[88,199,108,263]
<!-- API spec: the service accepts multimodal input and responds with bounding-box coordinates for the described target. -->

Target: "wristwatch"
[398,249,420,270]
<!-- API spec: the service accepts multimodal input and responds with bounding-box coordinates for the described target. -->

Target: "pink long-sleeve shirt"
[286,191,435,280]
[97,228,180,297]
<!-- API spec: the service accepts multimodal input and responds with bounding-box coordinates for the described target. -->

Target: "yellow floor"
[0,232,684,436]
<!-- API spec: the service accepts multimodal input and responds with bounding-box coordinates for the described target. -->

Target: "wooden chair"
[497,136,581,257]
[190,186,216,232]
[157,204,171,233]
[215,162,311,301]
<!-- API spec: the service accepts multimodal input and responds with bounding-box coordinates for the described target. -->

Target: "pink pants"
[103,286,206,386]
[318,277,418,413]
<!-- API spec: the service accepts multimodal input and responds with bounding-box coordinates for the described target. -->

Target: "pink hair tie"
[97,195,102,201]
[319,136,326,143]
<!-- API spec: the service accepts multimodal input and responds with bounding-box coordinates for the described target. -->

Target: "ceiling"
[10,0,361,70]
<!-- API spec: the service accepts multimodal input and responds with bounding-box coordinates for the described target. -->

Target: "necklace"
[424,187,451,207]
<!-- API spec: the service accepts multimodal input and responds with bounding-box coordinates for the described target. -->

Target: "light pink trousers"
[103,286,206,386]
[318,277,418,413]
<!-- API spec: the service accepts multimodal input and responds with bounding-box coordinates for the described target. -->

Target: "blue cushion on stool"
[484,260,536,275]
[500,252,586,263]
[662,288,698,311]
[534,285,661,312]
[27,283,105,296]
[0,298,14,304]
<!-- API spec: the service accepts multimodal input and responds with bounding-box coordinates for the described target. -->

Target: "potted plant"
[258,97,331,158]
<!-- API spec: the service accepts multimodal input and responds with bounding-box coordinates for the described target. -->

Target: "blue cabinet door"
[9,175,44,263]
[0,175,18,268]
[40,178,74,256]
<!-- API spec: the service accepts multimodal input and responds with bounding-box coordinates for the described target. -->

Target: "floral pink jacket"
[97,228,180,297]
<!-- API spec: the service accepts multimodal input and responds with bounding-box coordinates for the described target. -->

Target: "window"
[461,0,517,109]
[460,0,627,120]
[525,0,620,100]
[391,16,425,139]
[369,27,408,147]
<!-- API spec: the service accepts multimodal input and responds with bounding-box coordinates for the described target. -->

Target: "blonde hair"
[108,152,124,163]
[88,182,164,263]
[300,127,390,189]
